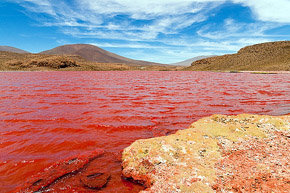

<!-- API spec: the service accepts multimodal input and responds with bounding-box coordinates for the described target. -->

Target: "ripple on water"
[0,71,289,192]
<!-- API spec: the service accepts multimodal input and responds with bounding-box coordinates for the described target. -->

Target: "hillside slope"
[0,46,29,54]
[0,51,177,71]
[40,44,164,66]
[187,41,290,71]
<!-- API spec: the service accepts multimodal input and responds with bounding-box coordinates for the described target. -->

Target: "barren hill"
[0,51,177,71]
[0,46,29,54]
[40,44,164,66]
[187,41,290,71]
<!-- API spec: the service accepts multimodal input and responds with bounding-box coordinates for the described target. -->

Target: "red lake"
[0,71,289,192]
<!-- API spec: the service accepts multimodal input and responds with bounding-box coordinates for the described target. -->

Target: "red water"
[0,71,289,192]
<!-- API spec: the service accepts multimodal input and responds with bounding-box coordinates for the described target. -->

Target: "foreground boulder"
[122,114,290,192]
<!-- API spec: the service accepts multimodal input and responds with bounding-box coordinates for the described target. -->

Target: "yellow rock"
[122,114,289,193]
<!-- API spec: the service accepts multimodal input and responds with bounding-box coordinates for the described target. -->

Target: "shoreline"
[235,71,290,74]
[0,70,289,73]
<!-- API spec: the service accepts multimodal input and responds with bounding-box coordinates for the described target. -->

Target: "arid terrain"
[0,41,289,71]
[186,41,290,71]
[40,44,167,66]
[0,51,178,71]
[0,46,29,54]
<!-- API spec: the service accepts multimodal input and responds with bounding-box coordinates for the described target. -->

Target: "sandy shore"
[240,71,290,74]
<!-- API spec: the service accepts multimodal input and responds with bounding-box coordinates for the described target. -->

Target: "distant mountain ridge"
[0,47,178,71]
[171,55,217,66]
[0,46,29,54]
[40,44,165,66]
[188,41,290,71]
[1,41,289,71]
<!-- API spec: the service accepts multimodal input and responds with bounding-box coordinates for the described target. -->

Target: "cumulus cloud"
[233,0,290,23]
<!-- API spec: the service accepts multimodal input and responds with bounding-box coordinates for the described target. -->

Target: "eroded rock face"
[122,114,290,193]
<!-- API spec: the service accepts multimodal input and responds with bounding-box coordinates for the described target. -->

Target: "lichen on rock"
[122,114,290,193]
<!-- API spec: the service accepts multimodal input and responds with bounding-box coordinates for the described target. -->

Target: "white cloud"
[197,18,284,40]
[79,0,224,19]
[13,0,290,42]
[19,0,290,24]
[6,0,290,63]
[17,0,56,15]
[12,0,225,40]
[233,0,290,23]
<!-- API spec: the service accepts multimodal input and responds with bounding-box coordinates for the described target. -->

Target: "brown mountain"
[0,46,29,54]
[187,41,290,71]
[0,51,178,71]
[40,44,164,66]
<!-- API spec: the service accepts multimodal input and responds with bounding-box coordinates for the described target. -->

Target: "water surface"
[0,71,289,192]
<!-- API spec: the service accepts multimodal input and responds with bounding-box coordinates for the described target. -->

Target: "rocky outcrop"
[6,55,79,69]
[122,114,290,192]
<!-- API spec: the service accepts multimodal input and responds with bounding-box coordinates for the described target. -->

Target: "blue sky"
[0,0,289,64]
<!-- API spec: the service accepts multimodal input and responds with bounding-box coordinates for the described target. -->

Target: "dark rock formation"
[14,149,114,192]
